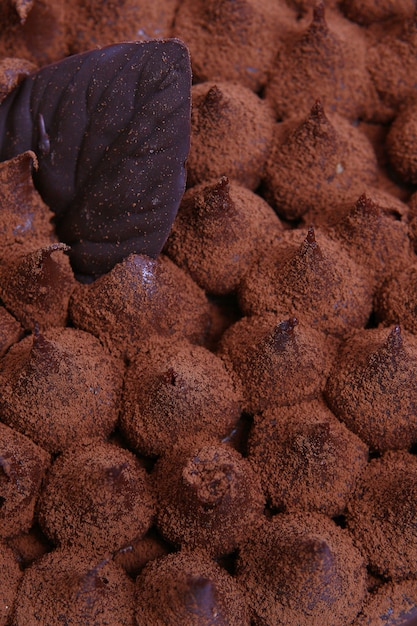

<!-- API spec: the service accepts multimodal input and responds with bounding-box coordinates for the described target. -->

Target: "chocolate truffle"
[173,0,294,92]
[187,81,275,189]
[238,226,374,338]
[68,0,178,52]
[38,440,155,556]
[12,549,135,626]
[120,335,242,457]
[0,541,22,626]
[341,0,415,25]
[353,580,417,625]
[248,399,368,516]
[0,0,68,66]
[0,152,55,263]
[152,438,264,557]
[0,57,36,103]
[0,422,50,538]
[0,327,124,454]
[164,176,282,295]
[69,253,211,362]
[263,100,378,220]
[265,3,376,121]
[386,99,417,184]
[325,325,417,452]
[219,314,338,413]
[366,15,417,115]
[236,512,367,626]
[325,192,412,285]
[135,549,250,625]
[374,262,417,334]
[0,243,76,330]
[347,451,417,581]
[0,306,22,357]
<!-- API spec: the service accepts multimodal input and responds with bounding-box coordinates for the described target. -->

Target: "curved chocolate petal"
[0,39,192,277]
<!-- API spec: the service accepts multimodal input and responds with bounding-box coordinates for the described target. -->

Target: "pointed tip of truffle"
[201,85,228,118]
[185,576,221,619]
[386,324,403,351]
[353,193,381,219]
[310,100,326,122]
[312,2,326,26]
[306,225,317,245]
[270,317,298,352]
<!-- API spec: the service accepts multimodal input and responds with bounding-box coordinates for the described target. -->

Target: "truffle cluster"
[1,1,417,625]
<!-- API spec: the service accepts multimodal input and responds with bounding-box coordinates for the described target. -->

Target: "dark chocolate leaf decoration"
[0,39,192,277]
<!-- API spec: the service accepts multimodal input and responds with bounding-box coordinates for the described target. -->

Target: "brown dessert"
[265,3,376,121]
[0,307,22,358]
[173,0,295,92]
[347,451,417,581]
[325,325,417,452]
[0,541,22,626]
[237,225,374,337]
[248,398,368,516]
[263,100,379,221]
[69,253,211,361]
[120,335,242,457]
[38,440,155,556]
[164,176,283,295]
[0,243,76,330]
[152,438,264,557]
[0,1,417,623]
[353,580,417,625]
[187,81,275,189]
[0,422,50,538]
[135,549,250,625]
[12,549,136,625]
[0,327,124,453]
[236,512,367,626]
[219,314,338,412]
[386,98,417,184]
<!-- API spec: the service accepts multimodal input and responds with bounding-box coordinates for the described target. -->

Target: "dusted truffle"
[187,81,275,189]
[325,192,411,285]
[219,314,338,413]
[0,152,55,262]
[120,335,242,457]
[248,399,368,516]
[366,15,417,115]
[12,549,135,626]
[341,0,415,25]
[375,263,417,334]
[0,422,50,538]
[265,3,376,121]
[38,440,155,556]
[238,226,373,338]
[263,100,378,221]
[347,451,417,581]
[173,0,294,92]
[353,580,417,626]
[0,541,22,626]
[386,99,417,184]
[236,512,367,626]
[153,438,264,557]
[135,549,250,625]
[164,176,283,295]
[0,243,76,330]
[70,254,211,361]
[0,327,124,454]
[0,306,22,357]
[325,325,417,452]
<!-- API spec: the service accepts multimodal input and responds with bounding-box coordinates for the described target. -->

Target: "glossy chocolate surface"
[0,40,191,277]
